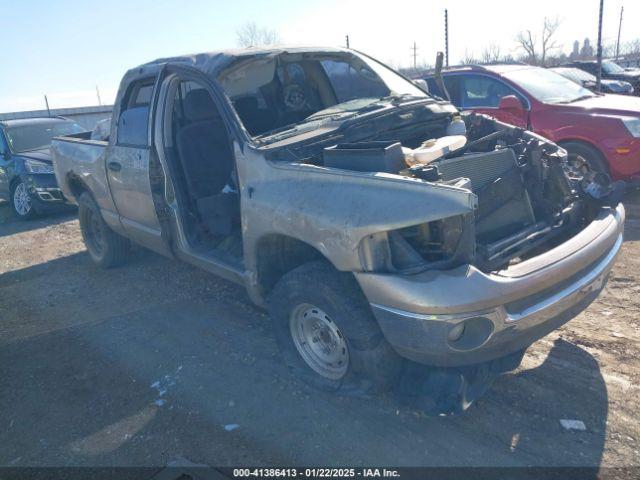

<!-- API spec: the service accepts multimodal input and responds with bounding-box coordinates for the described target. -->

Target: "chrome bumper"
[34,186,65,202]
[358,204,625,366]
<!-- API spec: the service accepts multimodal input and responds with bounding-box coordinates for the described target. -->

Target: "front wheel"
[78,192,130,268]
[561,141,610,176]
[267,261,404,394]
[11,180,37,220]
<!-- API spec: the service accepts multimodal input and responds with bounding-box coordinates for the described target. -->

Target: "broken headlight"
[358,214,475,274]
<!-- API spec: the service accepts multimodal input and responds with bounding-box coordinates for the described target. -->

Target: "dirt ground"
[1,193,639,469]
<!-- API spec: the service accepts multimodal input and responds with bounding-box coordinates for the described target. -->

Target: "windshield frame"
[4,120,85,154]
[217,49,432,143]
[502,67,597,105]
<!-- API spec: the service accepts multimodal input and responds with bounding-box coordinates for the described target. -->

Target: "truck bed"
[51,132,108,206]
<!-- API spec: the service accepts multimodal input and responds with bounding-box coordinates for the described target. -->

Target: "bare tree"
[461,48,478,65]
[236,22,280,47]
[481,44,502,64]
[516,30,537,64]
[540,17,561,65]
[616,39,640,56]
[516,17,562,66]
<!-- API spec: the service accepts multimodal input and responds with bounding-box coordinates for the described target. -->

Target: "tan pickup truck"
[51,47,624,413]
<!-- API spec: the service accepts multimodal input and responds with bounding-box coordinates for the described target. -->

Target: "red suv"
[424,65,640,181]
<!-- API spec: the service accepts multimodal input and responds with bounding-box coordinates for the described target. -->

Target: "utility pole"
[96,85,102,106]
[411,41,418,69]
[345,35,350,49]
[444,9,449,67]
[615,5,623,60]
[44,95,51,116]
[596,0,604,92]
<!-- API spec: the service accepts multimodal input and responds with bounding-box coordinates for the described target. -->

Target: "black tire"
[78,192,130,268]
[10,180,37,220]
[267,261,404,395]
[561,141,610,176]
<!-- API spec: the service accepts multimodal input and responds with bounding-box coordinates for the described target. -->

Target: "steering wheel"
[283,84,307,111]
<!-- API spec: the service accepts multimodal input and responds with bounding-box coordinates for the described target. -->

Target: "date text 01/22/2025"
[232,468,401,478]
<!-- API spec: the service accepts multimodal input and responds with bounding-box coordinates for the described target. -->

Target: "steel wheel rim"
[85,208,105,256]
[568,152,603,175]
[13,183,32,216]
[289,303,349,380]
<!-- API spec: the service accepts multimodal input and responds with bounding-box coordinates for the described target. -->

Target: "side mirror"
[498,95,525,114]
[413,79,429,93]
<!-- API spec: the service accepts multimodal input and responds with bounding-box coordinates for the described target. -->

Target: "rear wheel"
[561,141,610,176]
[78,192,130,268]
[268,261,404,394]
[11,180,37,220]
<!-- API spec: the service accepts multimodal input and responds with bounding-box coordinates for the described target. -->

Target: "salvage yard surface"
[1,194,639,468]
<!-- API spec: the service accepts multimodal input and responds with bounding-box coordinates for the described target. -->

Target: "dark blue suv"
[0,117,84,219]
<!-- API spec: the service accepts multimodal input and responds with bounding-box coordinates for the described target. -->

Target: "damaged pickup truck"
[52,47,624,413]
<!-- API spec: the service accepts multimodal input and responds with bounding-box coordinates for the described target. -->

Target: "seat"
[233,96,273,136]
[176,89,238,235]
[176,89,233,200]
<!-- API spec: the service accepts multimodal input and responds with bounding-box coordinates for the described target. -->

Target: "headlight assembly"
[622,117,640,138]
[24,159,54,174]
[358,214,475,274]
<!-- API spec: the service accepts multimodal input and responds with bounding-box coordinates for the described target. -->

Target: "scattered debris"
[611,331,625,338]
[149,366,183,407]
[510,433,520,452]
[560,419,587,431]
[224,423,239,432]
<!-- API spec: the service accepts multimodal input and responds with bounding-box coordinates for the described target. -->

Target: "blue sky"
[1,0,637,112]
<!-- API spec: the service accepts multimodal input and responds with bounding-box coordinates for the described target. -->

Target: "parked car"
[568,60,640,95]
[423,64,640,181]
[550,66,634,95]
[52,47,623,413]
[0,117,84,218]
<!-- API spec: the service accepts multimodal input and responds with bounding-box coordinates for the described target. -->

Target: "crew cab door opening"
[157,69,243,267]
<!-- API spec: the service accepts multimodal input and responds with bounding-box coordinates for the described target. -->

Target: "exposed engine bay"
[320,112,623,273]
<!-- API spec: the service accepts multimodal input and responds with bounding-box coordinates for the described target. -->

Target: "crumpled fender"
[237,146,476,277]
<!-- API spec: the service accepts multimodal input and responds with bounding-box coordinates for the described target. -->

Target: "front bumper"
[356,204,625,366]
[23,173,67,203]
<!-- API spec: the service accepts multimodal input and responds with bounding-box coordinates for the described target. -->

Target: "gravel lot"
[1,194,639,469]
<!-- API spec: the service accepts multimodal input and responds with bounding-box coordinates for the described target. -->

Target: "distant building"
[580,38,594,59]
[570,40,580,60]
[0,105,112,130]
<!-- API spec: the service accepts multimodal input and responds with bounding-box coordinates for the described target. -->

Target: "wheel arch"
[557,139,610,175]
[66,172,91,202]
[557,138,605,156]
[250,233,337,304]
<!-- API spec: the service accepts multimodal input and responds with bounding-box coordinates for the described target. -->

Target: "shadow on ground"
[0,250,608,469]
[0,202,76,237]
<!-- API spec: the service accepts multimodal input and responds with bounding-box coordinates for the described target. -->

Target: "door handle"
[108,161,122,172]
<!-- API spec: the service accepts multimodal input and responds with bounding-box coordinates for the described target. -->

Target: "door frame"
[151,64,248,285]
